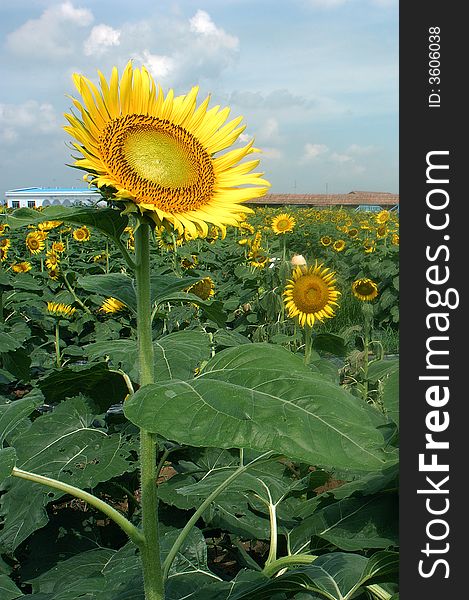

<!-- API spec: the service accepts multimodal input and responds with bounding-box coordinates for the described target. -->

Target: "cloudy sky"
[0,0,398,197]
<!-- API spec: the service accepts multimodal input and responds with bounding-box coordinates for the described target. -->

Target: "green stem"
[54,321,61,368]
[363,306,372,402]
[264,500,278,566]
[0,288,3,323]
[115,237,137,271]
[365,584,393,600]
[11,467,144,546]
[262,554,318,578]
[134,221,164,600]
[162,452,274,581]
[63,273,92,314]
[304,325,313,365]
[105,241,110,274]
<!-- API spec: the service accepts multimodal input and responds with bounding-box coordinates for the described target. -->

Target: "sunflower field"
[0,64,399,600]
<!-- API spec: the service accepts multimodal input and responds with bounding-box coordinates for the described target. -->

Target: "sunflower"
[284,263,340,328]
[352,278,379,301]
[363,239,376,254]
[156,227,183,251]
[47,302,76,319]
[0,224,8,235]
[0,238,10,250]
[100,297,127,313]
[391,233,399,245]
[26,232,45,254]
[48,266,60,280]
[52,241,65,253]
[249,252,269,268]
[238,238,249,246]
[0,248,8,262]
[376,210,390,224]
[181,255,198,269]
[186,277,215,300]
[376,225,387,239]
[11,261,32,273]
[347,228,359,238]
[38,220,63,231]
[320,236,332,247]
[238,221,255,235]
[64,62,270,238]
[45,251,60,270]
[333,240,346,252]
[272,213,295,235]
[73,226,91,242]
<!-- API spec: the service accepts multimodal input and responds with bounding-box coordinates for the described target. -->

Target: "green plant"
[0,205,399,599]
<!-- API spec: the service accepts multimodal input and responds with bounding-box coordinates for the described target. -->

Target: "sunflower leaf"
[124,344,392,473]
[6,206,128,242]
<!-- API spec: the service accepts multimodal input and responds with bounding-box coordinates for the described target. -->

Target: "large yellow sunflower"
[272,213,295,234]
[186,277,215,300]
[73,226,91,242]
[64,62,270,237]
[100,297,127,314]
[47,302,76,319]
[352,278,379,301]
[26,232,45,254]
[284,262,340,328]
[12,261,32,273]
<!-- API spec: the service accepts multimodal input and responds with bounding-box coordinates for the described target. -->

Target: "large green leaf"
[289,494,398,553]
[78,274,137,313]
[382,370,399,426]
[125,344,390,473]
[6,206,128,241]
[0,396,137,552]
[0,574,23,599]
[230,551,399,600]
[293,462,399,519]
[26,548,115,598]
[0,448,16,485]
[38,363,128,410]
[0,390,44,444]
[85,330,212,382]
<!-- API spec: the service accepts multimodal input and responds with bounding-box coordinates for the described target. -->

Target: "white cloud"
[84,24,121,56]
[132,50,175,79]
[330,152,353,163]
[189,10,238,50]
[0,101,59,143]
[346,143,375,155]
[58,1,93,25]
[259,117,280,141]
[6,1,94,59]
[302,143,329,162]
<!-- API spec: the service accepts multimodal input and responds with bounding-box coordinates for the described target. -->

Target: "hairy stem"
[54,321,61,368]
[11,467,144,545]
[135,221,164,600]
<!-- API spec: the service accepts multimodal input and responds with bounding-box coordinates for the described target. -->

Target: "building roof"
[5,187,100,196]
[248,191,399,206]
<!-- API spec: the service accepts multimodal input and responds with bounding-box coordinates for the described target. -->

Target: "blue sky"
[0,0,398,197]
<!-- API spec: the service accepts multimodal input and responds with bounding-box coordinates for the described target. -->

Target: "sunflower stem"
[304,325,313,365]
[362,304,373,402]
[54,321,61,368]
[134,220,165,600]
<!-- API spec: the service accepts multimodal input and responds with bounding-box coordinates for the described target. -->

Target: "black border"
[400,3,466,596]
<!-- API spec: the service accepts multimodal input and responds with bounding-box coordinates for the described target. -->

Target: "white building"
[4,187,102,209]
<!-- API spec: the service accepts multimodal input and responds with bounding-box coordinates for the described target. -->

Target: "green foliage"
[0,205,399,597]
